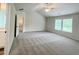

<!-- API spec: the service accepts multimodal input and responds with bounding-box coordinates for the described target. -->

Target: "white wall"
[5,4,16,55]
[46,13,79,41]
[23,11,45,32]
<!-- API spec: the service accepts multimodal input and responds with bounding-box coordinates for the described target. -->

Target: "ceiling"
[14,3,79,17]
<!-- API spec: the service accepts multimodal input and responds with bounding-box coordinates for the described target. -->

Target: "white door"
[4,3,11,55]
[5,3,16,55]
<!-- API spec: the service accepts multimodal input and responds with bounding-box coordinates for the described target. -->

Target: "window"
[0,3,6,28]
[55,17,72,33]
[62,18,72,33]
[0,10,6,28]
[55,19,62,30]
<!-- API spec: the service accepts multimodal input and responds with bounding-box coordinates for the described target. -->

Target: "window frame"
[62,18,73,33]
[55,17,73,33]
[55,19,62,31]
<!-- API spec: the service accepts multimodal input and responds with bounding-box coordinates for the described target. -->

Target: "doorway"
[14,14,17,37]
[16,13,24,36]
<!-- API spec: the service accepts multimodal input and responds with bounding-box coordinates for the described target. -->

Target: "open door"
[5,4,16,55]
[4,3,11,55]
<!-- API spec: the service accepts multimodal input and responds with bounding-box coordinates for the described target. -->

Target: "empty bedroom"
[1,3,79,55]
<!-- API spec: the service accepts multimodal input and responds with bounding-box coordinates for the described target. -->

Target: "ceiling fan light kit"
[35,3,54,12]
[42,3,54,12]
[45,8,51,12]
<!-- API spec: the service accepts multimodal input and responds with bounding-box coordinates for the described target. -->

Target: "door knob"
[5,31,7,33]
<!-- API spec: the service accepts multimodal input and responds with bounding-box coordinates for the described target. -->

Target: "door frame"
[14,14,17,37]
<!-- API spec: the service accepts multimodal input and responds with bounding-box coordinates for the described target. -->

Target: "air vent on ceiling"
[19,8,24,11]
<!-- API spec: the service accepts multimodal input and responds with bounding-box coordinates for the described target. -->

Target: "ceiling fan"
[34,3,54,12]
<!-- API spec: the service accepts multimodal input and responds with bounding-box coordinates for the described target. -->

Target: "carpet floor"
[10,32,79,55]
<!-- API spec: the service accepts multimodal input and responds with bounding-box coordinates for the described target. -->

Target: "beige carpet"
[10,32,79,55]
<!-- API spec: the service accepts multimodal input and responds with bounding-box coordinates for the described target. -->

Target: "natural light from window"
[55,18,72,33]
[0,3,6,29]
[62,18,72,33]
[55,19,62,30]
